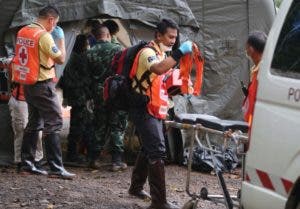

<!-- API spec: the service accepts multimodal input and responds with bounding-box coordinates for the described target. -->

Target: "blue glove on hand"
[178,41,193,54]
[51,26,65,40]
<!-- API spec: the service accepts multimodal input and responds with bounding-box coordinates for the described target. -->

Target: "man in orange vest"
[128,18,192,209]
[16,5,75,179]
[242,31,267,124]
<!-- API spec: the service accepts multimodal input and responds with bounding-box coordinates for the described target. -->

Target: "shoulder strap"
[132,70,152,93]
[130,45,157,93]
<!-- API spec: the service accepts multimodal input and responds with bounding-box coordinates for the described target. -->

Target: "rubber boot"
[44,133,75,179]
[111,151,127,172]
[20,131,47,175]
[128,152,151,200]
[147,159,179,209]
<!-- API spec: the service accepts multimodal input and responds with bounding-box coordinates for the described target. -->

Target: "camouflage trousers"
[89,104,128,160]
[68,105,94,155]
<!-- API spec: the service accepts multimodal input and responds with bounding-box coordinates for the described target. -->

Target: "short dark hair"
[39,5,60,18]
[103,20,119,35]
[156,18,179,36]
[73,34,88,54]
[247,31,267,53]
[92,24,110,38]
[86,19,101,29]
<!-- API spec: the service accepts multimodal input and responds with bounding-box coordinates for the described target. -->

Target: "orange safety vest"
[12,25,47,84]
[243,70,258,124]
[130,43,169,119]
[146,74,169,119]
[179,43,204,96]
[164,68,182,96]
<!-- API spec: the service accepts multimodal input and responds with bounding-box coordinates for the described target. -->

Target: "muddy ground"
[0,159,241,209]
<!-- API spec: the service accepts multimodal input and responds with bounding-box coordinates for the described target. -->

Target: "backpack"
[103,41,151,111]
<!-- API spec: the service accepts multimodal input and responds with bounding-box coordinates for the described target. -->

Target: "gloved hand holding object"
[178,41,193,54]
[171,40,193,62]
[51,26,65,40]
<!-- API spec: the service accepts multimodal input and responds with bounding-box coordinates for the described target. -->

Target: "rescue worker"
[57,34,92,164]
[242,31,267,123]
[8,83,43,170]
[127,18,192,209]
[86,25,128,171]
[16,5,75,179]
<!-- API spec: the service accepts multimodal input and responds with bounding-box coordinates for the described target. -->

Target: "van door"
[241,0,300,208]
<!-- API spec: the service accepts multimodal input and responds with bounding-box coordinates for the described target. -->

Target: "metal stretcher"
[165,113,249,209]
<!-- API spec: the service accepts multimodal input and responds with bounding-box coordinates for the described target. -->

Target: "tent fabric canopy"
[8,0,199,29]
[0,0,276,164]
[0,0,276,120]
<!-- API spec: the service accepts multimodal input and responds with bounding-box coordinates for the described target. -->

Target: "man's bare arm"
[53,38,66,64]
[150,41,193,75]
[150,57,177,75]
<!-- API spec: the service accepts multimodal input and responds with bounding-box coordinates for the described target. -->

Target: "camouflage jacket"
[86,40,122,104]
[58,51,91,106]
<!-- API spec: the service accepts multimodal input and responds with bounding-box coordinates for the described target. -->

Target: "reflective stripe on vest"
[12,26,45,84]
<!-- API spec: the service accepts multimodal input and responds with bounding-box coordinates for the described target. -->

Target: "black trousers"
[24,80,62,134]
[129,107,166,161]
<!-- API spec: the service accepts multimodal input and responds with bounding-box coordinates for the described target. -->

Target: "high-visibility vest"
[130,42,169,119]
[146,74,169,119]
[243,70,258,124]
[12,26,47,84]
[179,42,204,96]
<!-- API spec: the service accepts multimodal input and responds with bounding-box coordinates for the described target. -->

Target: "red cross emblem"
[18,46,28,66]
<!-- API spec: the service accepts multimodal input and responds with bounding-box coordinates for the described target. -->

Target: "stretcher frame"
[165,119,248,209]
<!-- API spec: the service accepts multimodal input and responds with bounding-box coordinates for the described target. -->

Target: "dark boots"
[87,149,101,169]
[148,160,179,209]
[44,133,75,179]
[128,152,151,200]
[111,151,127,172]
[20,131,47,175]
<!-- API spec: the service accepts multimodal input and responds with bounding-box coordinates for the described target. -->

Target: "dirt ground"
[0,160,241,209]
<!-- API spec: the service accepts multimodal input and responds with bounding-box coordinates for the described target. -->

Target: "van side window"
[271,2,300,79]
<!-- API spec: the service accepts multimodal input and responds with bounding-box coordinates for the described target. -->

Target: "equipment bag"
[103,41,150,111]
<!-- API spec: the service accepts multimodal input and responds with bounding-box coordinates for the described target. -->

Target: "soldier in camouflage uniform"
[86,25,128,171]
[58,34,93,164]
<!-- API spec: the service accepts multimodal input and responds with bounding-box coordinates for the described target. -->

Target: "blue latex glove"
[178,41,193,54]
[51,26,64,40]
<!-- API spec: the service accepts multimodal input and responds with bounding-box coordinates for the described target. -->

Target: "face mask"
[159,42,172,52]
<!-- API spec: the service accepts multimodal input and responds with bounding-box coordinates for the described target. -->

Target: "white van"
[241,0,300,208]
